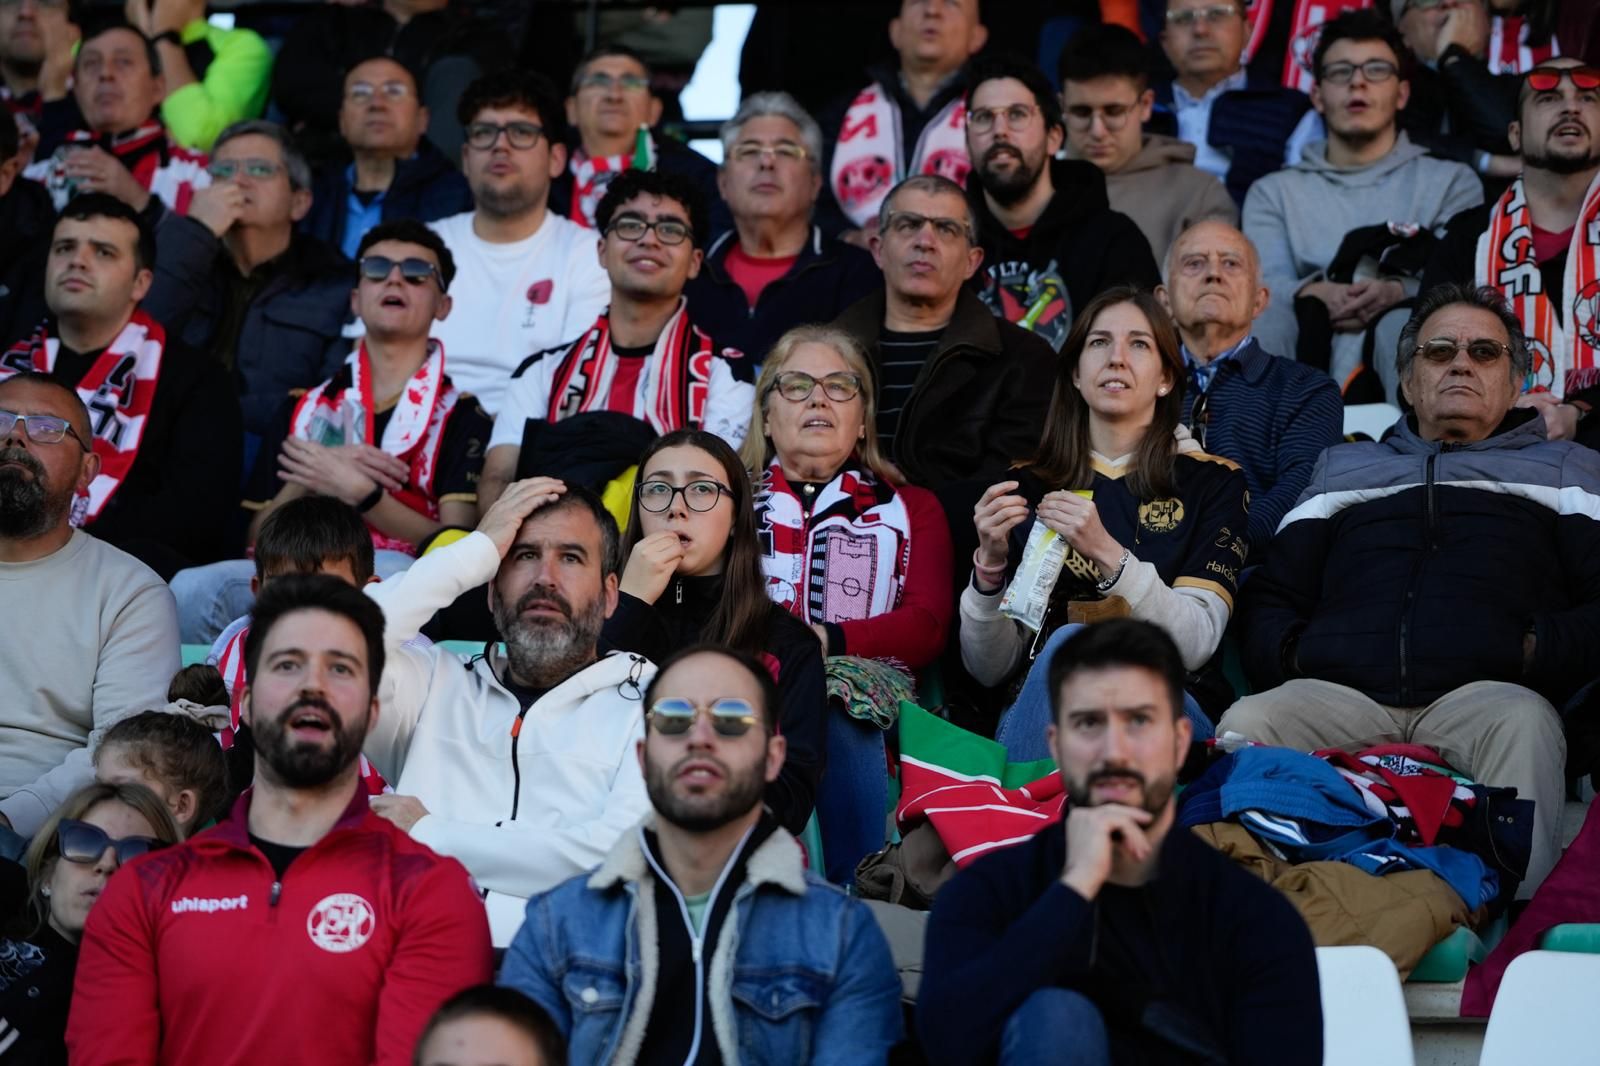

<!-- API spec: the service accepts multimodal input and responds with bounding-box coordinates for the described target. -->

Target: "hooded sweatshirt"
[1101,134,1238,263]
[1241,132,1482,385]
[968,157,1160,352]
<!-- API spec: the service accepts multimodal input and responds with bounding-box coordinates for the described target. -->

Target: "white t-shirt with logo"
[426,210,610,415]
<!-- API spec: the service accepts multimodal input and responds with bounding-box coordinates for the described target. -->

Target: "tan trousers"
[1216,679,1566,897]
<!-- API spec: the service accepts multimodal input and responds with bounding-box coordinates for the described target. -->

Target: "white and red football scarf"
[753,459,914,625]
[32,119,209,213]
[545,301,716,433]
[567,129,655,229]
[1487,15,1559,76]
[829,82,968,230]
[1243,0,1374,94]
[1475,170,1600,397]
[0,310,165,526]
[215,625,389,795]
[289,341,458,555]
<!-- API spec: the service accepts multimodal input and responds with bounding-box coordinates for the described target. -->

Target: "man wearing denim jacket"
[500,644,903,1065]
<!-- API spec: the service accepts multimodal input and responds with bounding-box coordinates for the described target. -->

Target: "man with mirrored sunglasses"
[684,91,880,369]
[1244,9,1482,400]
[140,118,356,438]
[501,643,902,1064]
[482,168,753,516]
[1423,57,1600,447]
[302,56,472,261]
[552,44,728,241]
[960,54,1161,354]
[1222,283,1600,901]
[0,366,178,840]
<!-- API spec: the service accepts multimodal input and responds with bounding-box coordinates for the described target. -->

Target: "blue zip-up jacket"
[1242,408,1600,706]
[500,816,902,1065]
[1181,338,1343,556]
[301,138,474,258]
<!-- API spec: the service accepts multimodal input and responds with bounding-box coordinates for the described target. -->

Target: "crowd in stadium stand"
[2,0,1600,1062]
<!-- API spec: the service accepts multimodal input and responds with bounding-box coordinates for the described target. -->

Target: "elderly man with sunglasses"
[1219,282,1600,899]
[1423,58,1600,446]
[500,643,902,1064]
[479,168,753,516]
[169,217,491,643]
[141,118,356,438]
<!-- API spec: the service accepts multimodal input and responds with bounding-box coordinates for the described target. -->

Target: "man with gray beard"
[362,474,657,946]
[0,372,178,837]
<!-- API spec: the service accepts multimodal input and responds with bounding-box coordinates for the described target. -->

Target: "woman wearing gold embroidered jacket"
[959,287,1250,750]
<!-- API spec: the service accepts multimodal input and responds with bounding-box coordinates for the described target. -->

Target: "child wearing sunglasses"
[1,783,178,1064]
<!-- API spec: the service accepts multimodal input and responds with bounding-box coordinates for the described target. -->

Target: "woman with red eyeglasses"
[0,782,179,1065]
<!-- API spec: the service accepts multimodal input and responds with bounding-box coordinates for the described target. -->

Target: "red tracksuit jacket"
[66,787,493,1065]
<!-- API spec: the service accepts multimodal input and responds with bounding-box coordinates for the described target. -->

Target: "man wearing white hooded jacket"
[362,476,655,946]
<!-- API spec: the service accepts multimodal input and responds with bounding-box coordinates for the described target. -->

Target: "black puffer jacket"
[1242,409,1600,706]
[601,574,827,835]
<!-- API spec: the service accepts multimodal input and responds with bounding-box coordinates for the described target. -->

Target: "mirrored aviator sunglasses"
[1526,65,1600,92]
[359,255,441,288]
[647,697,760,737]
[57,818,167,865]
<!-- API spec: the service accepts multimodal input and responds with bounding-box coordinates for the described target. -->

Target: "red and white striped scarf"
[289,341,458,555]
[0,310,165,526]
[753,459,914,625]
[1486,15,1559,76]
[546,301,716,433]
[35,119,208,213]
[1242,0,1374,94]
[568,135,652,229]
[828,83,968,230]
[215,625,388,795]
[1475,170,1600,397]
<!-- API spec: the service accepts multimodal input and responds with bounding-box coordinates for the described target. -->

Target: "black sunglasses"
[359,255,444,290]
[57,818,167,866]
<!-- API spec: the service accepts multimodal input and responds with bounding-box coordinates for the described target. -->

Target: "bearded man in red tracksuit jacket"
[66,575,492,1066]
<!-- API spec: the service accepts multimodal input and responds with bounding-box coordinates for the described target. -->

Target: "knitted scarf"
[37,119,208,213]
[545,301,715,433]
[1243,0,1375,94]
[0,309,165,526]
[1475,170,1600,397]
[1487,15,1559,76]
[828,82,968,229]
[753,459,914,625]
[567,129,655,229]
[288,340,458,554]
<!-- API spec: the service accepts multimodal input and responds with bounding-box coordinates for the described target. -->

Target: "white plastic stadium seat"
[1479,950,1600,1066]
[1342,402,1402,440]
[1315,946,1414,1066]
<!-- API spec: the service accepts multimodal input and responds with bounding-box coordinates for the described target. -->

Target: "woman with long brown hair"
[961,286,1250,756]
[601,429,825,835]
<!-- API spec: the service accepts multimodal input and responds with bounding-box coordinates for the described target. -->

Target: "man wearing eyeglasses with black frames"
[1243,8,1482,400]
[480,168,753,516]
[1423,57,1600,447]
[500,643,902,1064]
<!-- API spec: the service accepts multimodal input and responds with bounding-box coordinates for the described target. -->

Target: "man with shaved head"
[1156,221,1342,556]
[0,369,179,836]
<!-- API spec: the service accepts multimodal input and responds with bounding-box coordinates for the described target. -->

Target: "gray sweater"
[0,532,179,835]
[1242,133,1482,386]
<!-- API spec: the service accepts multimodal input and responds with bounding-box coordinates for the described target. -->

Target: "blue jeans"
[1002,988,1111,1066]
[995,624,1215,763]
[171,551,416,645]
[815,709,891,886]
